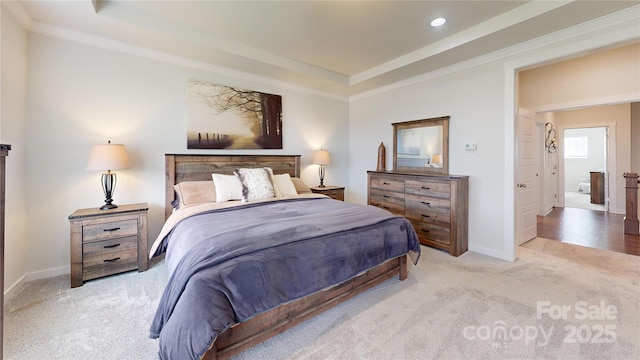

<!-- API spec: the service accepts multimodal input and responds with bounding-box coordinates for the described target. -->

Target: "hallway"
[537,207,640,256]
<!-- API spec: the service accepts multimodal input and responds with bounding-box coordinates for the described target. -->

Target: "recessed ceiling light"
[430,17,446,27]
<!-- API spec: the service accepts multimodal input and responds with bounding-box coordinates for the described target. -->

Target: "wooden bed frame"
[164,154,408,360]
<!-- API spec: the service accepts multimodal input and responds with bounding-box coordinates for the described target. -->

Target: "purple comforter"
[150,197,420,360]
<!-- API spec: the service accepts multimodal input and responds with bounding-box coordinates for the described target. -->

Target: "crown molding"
[1,1,32,29]
[26,21,348,101]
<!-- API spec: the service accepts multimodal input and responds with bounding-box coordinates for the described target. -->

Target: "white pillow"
[272,173,298,196]
[233,168,276,202]
[211,174,243,202]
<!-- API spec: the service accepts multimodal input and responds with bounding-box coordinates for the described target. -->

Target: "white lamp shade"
[312,149,331,165]
[86,142,131,171]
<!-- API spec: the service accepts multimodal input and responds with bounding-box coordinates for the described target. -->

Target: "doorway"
[562,126,607,212]
[509,41,638,261]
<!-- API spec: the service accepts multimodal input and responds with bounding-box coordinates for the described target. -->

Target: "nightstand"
[69,203,148,288]
[310,185,345,201]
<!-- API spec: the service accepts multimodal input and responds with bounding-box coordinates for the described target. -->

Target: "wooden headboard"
[165,154,301,219]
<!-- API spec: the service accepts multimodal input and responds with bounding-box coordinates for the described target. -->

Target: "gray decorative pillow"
[234,168,276,202]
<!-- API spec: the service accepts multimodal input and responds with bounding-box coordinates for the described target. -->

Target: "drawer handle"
[103,243,121,249]
[103,227,121,232]
[421,228,431,233]
[422,214,431,218]
[382,206,390,210]
[421,201,431,206]
[104,257,121,263]
[383,182,390,185]
[383,195,390,198]
[421,186,431,190]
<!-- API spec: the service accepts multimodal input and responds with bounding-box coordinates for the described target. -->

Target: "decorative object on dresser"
[312,148,331,187]
[393,116,449,175]
[86,141,131,210]
[310,185,345,201]
[377,142,386,171]
[0,144,10,360]
[368,171,468,256]
[68,203,148,288]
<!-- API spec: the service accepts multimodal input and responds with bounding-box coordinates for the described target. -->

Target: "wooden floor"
[537,207,640,256]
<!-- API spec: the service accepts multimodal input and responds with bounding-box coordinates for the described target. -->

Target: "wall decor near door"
[185,80,282,149]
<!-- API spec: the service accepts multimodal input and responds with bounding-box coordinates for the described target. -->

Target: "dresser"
[69,203,148,288]
[590,171,605,205]
[310,185,345,201]
[367,171,469,256]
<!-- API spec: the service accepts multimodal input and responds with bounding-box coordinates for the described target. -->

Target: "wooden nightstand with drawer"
[69,203,148,288]
[310,185,345,201]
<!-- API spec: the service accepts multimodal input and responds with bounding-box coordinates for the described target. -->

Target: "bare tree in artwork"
[186,80,282,149]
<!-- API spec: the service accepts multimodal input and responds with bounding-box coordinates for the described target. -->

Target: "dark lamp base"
[100,203,118,210]
[99,171,118,210]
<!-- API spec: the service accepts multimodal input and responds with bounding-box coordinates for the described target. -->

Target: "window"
[564,136,588,158]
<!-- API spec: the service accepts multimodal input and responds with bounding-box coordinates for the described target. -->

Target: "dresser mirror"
[392,116,449,174]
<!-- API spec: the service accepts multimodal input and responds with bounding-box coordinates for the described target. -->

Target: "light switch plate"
[465,143,477,150]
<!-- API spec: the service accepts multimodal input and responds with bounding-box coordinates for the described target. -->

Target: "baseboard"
[4,274,27,302]
[4,266,70,302]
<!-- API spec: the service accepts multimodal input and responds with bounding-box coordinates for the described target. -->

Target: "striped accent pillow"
[234,168,276,202]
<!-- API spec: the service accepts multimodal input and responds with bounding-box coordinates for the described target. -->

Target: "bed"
[577,178,591,193]
[149,154,421,360]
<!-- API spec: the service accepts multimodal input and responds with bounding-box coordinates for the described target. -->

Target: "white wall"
[1,6,29,293]
[17,32,349,283]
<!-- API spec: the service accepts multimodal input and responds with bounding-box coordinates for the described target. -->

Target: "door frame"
[504,32,638,261]
[557,123,615,212]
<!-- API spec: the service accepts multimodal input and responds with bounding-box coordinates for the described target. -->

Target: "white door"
[516,108,537,245]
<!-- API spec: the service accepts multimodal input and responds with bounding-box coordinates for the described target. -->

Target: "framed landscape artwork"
[185,80,283,149]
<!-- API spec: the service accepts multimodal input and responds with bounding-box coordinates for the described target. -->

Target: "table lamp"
[86,141,130,210]
[312,149,330,187]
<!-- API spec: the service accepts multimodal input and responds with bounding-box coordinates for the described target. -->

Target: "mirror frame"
[392,116,449,174]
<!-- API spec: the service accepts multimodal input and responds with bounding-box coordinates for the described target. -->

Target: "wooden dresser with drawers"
[367,171,469,256]
[69,203,148,287]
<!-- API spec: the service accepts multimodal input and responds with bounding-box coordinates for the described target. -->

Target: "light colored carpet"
[565,191,605,211]
[4,238,639,359]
